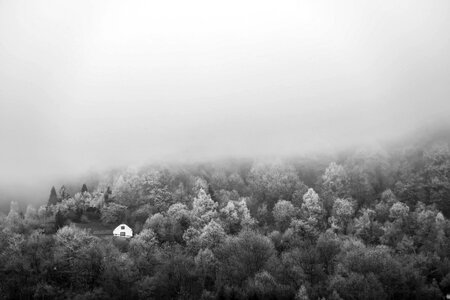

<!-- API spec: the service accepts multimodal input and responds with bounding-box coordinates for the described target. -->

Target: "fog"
[1,0,450,207]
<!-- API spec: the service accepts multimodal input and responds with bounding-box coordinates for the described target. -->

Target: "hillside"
[2,138,450,299]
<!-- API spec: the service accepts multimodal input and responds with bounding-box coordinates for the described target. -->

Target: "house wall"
[113,224,133,237]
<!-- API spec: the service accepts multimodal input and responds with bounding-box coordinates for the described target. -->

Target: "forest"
[2,138,450,300]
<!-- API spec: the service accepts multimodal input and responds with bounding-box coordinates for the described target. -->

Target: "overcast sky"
[1,0,450,203]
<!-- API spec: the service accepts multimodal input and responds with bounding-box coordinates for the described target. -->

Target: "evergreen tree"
[104,186,112,202]
[48,186,58,206]
[81,183,88,193]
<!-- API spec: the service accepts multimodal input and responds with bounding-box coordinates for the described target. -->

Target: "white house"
[113,224,133,238]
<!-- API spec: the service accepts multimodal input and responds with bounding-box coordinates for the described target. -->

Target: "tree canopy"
[3,141,450,299]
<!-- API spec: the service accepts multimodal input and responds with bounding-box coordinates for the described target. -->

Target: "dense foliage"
[2,142,450,299]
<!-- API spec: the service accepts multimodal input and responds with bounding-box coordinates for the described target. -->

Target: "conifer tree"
[48,186,58,206]
[104,186,112,202]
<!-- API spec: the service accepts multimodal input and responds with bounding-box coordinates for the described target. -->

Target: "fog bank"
[1,0,450,207]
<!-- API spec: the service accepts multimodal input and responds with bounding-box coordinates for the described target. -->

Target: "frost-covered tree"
[129,228,158,258]
[301,188,324,224]
[167,203,190,223]
[248,162,306,206]
[193,177,209,195]
[192,188,218,227]
[183,226,202,254]
[288,218,320,241]
[199,220,226,249]
[321,162,350,214]
[53,226,103,290]
[322,163,350,197]
[4,201,23,233]
[59,185,70,200]
[389,202,409,221]
[220,198,254,233]
[295,285,310,300]
[330,198,354,233]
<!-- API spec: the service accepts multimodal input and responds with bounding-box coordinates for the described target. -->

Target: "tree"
[166,203,192,242]
[52,226,103,291]
[331,273,387,300]
[248,162,305,208]
[273,200,297,231]
[195,248,217,291]
[192,189,218,227]
[199,220,226,250]
[220,199,255,234]
[248,270,292,299]
[316,230,341,275]
[375,189,397,223]
[320,162,350,215]
[389,202,409,221]
[217,230,275,285]
[329,198,354,234]
[54,209,66,230]
[281,243,325,288]
[301,188,324,222]
[140,172,174,213]
[128,228,159,275]
[167,203,191,223]
[101,242,139,299]
[129,228,158,256]
[0,230,29,298]
[336,244,410,299]
[423,144,450,216]
[412,203,444,252]
[345,147,391,205]
[295,285,310,300]
[183,226,202,254]
[4,201,24,234]
[144,213,172,242]
[110,172,141,207]
[100,203,127,224]
[59,185,70,200]
[299,189,325,234]
[48,186,58,206]
[287,218,320,242]
[81,184,88,193]
[104,186,112,202]
[23,205,39,231]
[354,209,383,244]
[144,245,201,299]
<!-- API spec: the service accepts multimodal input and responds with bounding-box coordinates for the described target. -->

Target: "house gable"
[113,223,133,238]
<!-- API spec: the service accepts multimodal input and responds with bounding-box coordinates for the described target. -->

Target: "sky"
[1,0,450,205]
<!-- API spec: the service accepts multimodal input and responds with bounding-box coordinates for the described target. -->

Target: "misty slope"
[2,131,450,299]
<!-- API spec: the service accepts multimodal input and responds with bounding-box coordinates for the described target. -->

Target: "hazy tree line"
[2,142,450,299]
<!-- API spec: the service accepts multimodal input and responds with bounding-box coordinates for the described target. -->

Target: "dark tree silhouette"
[55,209,65,229]
[81,183,88,193]
[48,186,58,206]
[104,186,112,202]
